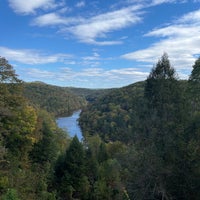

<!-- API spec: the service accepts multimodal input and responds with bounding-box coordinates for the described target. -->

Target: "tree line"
[79,53,200,199]
[23,82,87,117]
[1,54,200,199]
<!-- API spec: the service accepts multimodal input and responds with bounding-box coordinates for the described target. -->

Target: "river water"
[56,110,83,141]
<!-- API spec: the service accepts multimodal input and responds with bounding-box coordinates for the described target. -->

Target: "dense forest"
[1,54,200,199]
[79,53,200,199]
[23,82,87,117]
[0,57,126,200]
[23,81,111,117]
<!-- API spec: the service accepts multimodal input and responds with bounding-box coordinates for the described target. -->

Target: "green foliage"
[0,57,21,84]
[30,122,58,165]
[53,135,125,200]
[69,87,112,103]
[0,57,70,200]
[79,81,144,142]
[54,136,88,199]
[2,189,20,200]
[188,57,200,112]
[23,82,87,116]
[79,54,200,200]
[2,55,200,200]
[189,57,200,83]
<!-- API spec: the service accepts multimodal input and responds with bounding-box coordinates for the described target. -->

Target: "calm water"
[56,110,83,141]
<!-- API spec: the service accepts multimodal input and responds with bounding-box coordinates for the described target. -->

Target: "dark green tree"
[189,57,200,83]
[132,53,187,199]
[55,136,89,200]
[98,143,108,163]
[182,57,200,199]
[188,57,200,111]
[29,121,58,166]
[145,53,178,111]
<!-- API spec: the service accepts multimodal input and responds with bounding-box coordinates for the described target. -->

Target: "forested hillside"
[1,55,200,200]
[79,81,145,142]
[23,82,112,117]
[23,82,87,116]
[69,87,113,103]
[79,53,200,199]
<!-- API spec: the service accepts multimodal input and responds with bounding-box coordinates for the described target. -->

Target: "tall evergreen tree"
[189,57,200,83]
[188,57,200,111]
[183,57,200,199]
[133,53,187,199]
[55,136,89,200]
[145,53,178,113]
[144,53,183,150]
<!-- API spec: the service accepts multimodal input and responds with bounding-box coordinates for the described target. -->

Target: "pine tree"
[188,57,200,111]
[55,136,90,200]
[189,57,200,83]
[134,53,186,199]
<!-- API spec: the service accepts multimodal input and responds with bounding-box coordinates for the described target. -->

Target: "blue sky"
[1,0,200,88]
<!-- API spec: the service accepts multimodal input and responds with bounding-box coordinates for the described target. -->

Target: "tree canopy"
[1,55,200,200]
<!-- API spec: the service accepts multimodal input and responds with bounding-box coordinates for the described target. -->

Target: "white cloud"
[22,66,149,88]
[66,5,143,45]
[177,8,200,24]
[122,9,200,75]
[0,46,72,64]
[26,68,55,78]
[32,5,143,45]
[32,12,83,26]
[151,0,177,5]
[8,0,62,14]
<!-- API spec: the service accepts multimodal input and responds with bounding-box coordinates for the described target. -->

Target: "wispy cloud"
[0,46,72,64]
[151,0,178,6]
[65,5,143,45]
[21,66,149,88]
[82,52,100,61]
[8,0,63,14]
[32,5,143,45]
[11,0,180,46]
[122,9,200,73]
[32,12,83,26]
[26,68,55,78]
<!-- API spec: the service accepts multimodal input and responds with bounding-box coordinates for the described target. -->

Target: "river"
[56,110,83,141]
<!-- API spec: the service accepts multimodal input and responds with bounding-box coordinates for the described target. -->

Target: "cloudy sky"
[1,0,200,88]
